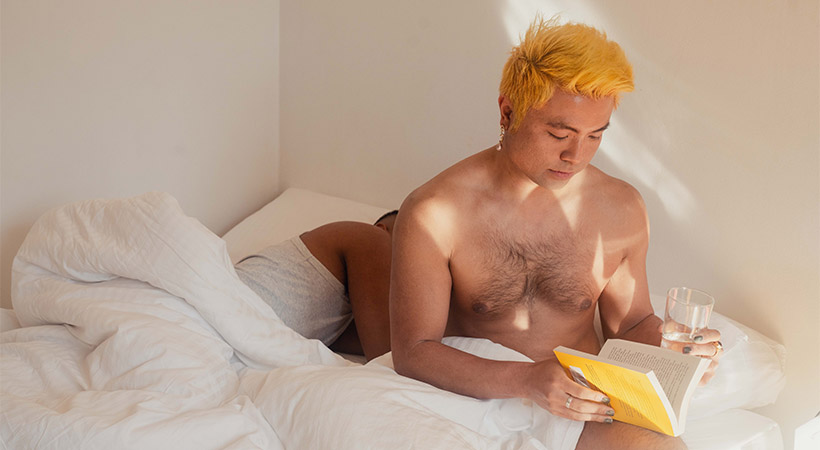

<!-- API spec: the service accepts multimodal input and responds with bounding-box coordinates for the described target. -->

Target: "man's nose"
[559,139,583,164]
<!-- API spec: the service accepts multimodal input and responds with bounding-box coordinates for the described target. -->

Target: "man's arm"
[596,189,721,383]
[595,197,659,345]
[389,194,613,422]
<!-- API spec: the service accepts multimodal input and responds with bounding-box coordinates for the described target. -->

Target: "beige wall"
[280,0,819,447]
[1,0,281,308]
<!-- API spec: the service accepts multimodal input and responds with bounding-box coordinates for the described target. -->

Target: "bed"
[0,188,786,449]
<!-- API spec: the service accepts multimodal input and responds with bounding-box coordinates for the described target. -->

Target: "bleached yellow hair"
[499,17,634,131]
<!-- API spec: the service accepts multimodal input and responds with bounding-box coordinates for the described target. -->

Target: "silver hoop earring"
[496,126,505,151]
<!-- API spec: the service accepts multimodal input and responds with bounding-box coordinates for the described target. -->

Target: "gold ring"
[711,341,724,357]
[565,396,573,409]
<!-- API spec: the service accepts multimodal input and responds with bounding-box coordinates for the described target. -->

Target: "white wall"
[2,0,818,446]
[280,0,819,447]
[1,0,281,308]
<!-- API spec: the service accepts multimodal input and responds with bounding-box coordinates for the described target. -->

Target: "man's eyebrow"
[547,121,610,134]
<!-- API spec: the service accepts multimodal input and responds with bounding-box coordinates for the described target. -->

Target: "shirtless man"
[236,210,397,361]
[389,19,722,449]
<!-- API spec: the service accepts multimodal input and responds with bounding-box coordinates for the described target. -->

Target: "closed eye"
[588,134,602,141]
[549,132,568,141]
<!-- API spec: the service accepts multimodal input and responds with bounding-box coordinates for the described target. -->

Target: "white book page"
[599,339,706,416]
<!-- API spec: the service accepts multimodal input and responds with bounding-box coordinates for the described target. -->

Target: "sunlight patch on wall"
[599,118,696,222]
[500,0,607,45]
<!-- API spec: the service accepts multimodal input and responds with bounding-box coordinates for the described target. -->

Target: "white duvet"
[1,193,581,450]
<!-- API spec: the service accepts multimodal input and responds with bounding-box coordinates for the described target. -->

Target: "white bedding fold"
[239,337,584,450]
[4,192,583,450]
[12,192,347,369]
[3,192,349,449]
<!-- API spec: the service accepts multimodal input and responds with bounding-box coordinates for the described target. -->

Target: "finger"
[564,379,611,405]
[698,365,717,386]
[698,356,721,385]
[662,339,722,359]
[687,341,724,359]
[565,395,616,422]
[539,394,613,423]
[660,339,693,354]
[691,328,721,343]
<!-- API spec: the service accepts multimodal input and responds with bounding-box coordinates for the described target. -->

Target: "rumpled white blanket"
[1,192,582,450]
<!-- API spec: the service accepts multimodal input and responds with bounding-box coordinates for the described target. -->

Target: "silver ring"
[565,396,573,409]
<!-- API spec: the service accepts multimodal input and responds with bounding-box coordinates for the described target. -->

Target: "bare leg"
[576,421,687,450]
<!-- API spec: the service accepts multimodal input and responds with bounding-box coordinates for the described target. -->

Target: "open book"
[553,339,710,436]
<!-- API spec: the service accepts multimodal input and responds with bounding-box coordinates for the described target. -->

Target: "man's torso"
[425,150,644,360]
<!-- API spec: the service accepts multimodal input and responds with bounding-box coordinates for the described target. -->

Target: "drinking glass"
[660,287,714,348]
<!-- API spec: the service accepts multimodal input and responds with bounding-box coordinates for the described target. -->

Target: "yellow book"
[553,339,710,436]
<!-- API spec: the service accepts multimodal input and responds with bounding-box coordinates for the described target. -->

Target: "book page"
[599,339,706,416]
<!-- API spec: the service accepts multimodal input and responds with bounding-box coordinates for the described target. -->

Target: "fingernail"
[693,335,703,342]
[607,410,615,416]
[605,418,613,424]
[683,346,692,354]
[602,396,611,405]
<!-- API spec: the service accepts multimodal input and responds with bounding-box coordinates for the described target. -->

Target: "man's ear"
[498,95,513,128]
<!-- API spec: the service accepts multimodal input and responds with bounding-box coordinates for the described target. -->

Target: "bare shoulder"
[398,152,490,247]
[307,220,383,237]
[302,220,389,252]
[586,166,645,202]
[585,166,649,231]
[397,182,460,254]
[299,221,391,285]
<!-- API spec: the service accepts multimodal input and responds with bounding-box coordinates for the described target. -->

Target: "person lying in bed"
[389,18,722,450]
[234,210,397,361]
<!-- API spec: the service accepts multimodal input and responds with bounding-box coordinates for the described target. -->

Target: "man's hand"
[660,325,723,385]
[524,357,615,423]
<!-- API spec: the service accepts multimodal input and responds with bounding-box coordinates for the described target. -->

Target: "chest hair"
[473,231,597,315]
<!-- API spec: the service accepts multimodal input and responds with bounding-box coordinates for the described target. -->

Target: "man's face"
[501,90,615,190]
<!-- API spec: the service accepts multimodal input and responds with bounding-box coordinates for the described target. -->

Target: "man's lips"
[549,169,574,180]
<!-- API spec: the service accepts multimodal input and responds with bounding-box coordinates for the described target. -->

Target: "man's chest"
[449,224,624,318]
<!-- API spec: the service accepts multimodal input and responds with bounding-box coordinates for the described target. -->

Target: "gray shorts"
[234,236,352,346]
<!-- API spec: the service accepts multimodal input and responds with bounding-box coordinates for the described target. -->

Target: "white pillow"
[222,188,390,264]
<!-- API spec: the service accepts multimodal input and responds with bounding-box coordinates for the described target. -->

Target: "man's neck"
[489,151,585,206]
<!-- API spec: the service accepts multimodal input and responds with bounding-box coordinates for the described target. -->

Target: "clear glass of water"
[661,287,715,348]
